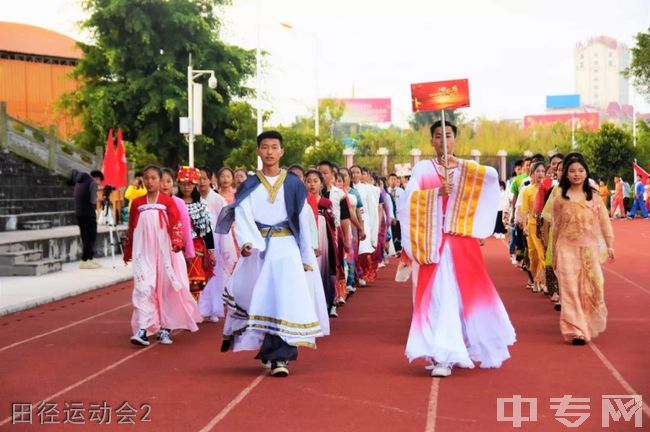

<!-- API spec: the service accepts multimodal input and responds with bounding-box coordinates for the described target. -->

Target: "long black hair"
[559,153,594,201]
[176,182,201,203]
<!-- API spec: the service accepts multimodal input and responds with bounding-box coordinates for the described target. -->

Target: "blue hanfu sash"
[215,171,306,240]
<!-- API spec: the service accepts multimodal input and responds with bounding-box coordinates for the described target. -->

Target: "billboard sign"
[335,98,392,123]
[546,94,581,109]
[394,163,412,177]
[523,112,599,131]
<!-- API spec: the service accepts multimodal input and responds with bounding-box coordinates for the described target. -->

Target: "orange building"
[0,22,82,139]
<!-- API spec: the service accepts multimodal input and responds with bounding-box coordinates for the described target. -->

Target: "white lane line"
[590,343,650,420]
[424,378,440,432]
[0,303,130,353]
[0,338,161,427]
[198,372,267,432]
[604,267,650,296]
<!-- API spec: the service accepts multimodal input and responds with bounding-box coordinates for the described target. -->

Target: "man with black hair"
[398,120,515,377]
[287,164,305,182]
[352,165,380,284]
[73,170,102,269]
[317,160,352,316]
[387,173,404,252]
[217,130,328,377]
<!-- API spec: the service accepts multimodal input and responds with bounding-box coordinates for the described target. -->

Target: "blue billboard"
[546,94,581,109]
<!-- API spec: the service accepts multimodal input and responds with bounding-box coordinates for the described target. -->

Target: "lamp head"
[208,73,217,89]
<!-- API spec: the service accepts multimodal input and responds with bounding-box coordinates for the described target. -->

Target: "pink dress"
[219,187,236,205]
[124,194,201,335]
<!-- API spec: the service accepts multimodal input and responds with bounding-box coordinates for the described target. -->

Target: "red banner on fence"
[410,79,470,112]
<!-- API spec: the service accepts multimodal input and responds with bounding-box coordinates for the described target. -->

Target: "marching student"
[305,169,338,317]
[551,154,614,345]
[519,160,547,293]
[124,165,200,347]
[197,167,233,322]
[398,121,516,377]
[217,131,328,377]
[177,166,215,302]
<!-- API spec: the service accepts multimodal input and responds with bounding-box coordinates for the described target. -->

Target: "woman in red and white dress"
[124,165,200,347]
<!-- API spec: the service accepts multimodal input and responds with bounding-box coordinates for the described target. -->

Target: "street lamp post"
[281,22,319,147]
[186,53,217,167]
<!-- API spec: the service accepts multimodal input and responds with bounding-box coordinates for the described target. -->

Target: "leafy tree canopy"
[62,0,255,169]
[624,27,650,102]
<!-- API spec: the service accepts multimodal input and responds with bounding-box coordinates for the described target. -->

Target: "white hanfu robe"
[199,189,236,319]
[355,182,380,255]
[398,159,516,368]
[223,172,329,351]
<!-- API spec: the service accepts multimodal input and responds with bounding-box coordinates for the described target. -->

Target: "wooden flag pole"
[440,109,448,179]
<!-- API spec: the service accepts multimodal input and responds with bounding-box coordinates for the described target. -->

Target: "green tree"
[633,120,650,172]
[408,110,460,131]
[577,123,636,182]
[302,138,344,168]
[624,27,650,102]
[61,0,255,168]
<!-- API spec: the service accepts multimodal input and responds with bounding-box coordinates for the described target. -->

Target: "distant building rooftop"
[0,21,82,60]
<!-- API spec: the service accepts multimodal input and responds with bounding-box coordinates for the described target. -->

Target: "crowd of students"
[121,131,404,376]
[117,124,625,379]
[502,152,615,346]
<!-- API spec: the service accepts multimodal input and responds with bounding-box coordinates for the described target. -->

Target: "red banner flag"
[102,129,118,187]
[114,128,128,188]
[410,79,470,112]
[632,162,649,183]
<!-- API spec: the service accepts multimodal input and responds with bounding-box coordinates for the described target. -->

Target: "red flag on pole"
[102,129,118,187]
[632,162,649,183]
[410,79,470,112]
[114,128,128,188]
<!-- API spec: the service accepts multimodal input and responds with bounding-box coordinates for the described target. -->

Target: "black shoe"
[554,303,561,311]
[220,338,232,352]
[571,337,586,346]
[271,361,289,377]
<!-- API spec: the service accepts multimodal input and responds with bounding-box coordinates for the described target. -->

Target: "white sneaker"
[261,360,272,369]
[79,260,94,269]
[329,306,338,317]
[89,260,102,268]
[203,315,219,323]
[347,285,356,294]
[358,279,367,286]
[130,329,150,347]
[430,365,452,377]
[158,329,173,345]
[378,262,386,268]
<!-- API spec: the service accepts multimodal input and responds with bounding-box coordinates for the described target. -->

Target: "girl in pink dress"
[217,167,237,205]
[124,165,201,347]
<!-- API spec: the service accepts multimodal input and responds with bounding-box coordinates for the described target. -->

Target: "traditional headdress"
[177,166,201,184]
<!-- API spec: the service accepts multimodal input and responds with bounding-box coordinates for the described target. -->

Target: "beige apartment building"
[574,35,630,111]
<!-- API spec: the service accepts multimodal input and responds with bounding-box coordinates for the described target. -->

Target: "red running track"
[0,219,648,431]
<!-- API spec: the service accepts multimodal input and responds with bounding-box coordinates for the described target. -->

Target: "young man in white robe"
[397,120,516,377]
[350,166,380,285]
[216,131,329,377]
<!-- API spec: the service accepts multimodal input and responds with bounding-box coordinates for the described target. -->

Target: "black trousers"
[254,334,298,363]
[392,221,402,251]
[77,215,97,261]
